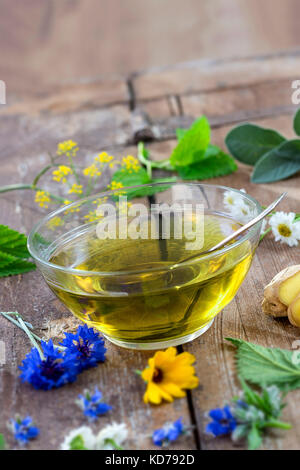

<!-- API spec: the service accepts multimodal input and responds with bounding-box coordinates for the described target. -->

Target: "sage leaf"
[294,108,300,136]
[226,337,300,392]
[225,123,286,165]
[251,139,300,183]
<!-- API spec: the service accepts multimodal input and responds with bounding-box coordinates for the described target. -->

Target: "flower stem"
[104,438,124,450]
[264,420,292,430]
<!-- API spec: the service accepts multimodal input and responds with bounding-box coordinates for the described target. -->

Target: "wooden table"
[0,50,300,450]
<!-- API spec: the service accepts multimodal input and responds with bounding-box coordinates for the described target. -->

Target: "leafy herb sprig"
[137,116,237,181]
[225,109,300,183]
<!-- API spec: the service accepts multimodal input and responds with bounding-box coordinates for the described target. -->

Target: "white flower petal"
[61,426,96,450]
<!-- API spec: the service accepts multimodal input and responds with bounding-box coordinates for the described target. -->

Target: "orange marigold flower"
[141,347,199,405]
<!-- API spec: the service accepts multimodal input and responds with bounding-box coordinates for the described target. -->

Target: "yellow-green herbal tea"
[48,213,252,346]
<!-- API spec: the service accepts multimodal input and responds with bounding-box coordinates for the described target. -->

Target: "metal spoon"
[177,192,287,265]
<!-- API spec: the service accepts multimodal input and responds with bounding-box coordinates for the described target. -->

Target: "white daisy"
[95,422,128,450]
[269,211,300,247]
[223,188,246,212]
[60,426,96,450]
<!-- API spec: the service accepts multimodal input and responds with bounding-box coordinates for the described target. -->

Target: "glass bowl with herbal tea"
[28,182,262,350]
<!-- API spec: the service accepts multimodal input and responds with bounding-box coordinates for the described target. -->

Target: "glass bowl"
[28,182,262,350]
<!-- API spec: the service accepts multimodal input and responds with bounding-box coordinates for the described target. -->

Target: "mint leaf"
[225,124,286,165]
[226,337,300,391]
[177,146,237,180]
[251,139,300,183]
[0,225,35,277]
[176,128,187,141]
[170,116,211,167]
[294,109,300,136]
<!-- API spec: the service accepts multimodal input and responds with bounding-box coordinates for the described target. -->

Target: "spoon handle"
[181,192,287,263]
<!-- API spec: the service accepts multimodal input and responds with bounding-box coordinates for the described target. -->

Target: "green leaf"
[226,337,300,391]
[170,116,211,167]
[225,124,286,165]
[251,139,300,183]
[111,167,174,198]
[293,109,300,136]
[0,225,35,277]
[177,146,237,180]
[176,128,187,141]
[70,435,87,450]
[247,424,262,450]
[0,224,31,258]
[0,433,5,450]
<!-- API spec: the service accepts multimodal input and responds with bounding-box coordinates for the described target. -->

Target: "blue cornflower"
[19,340,78,390]
[60,324,106,372]
[206,405,237,437]
[9,416,39,445]
[77,387,112,421]
[152,418,184,447]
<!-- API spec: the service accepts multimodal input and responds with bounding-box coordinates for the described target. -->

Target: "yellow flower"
[56,140,79,157]
[121,155,140,172]
[52,165,72,183]
[84,210,102,223]
[68,183,83,194]
[47,216,64,230]
[83,163,102,178]
[109,181,124,191]
[95,152,114,164]
[63,200,81,214]
[141,347,199,405]
[35,190,51,209]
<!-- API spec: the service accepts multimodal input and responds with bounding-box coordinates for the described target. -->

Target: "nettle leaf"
[170,116,211,167]
[0,225,35,277]
[294,108,300,136]
[225,123,286,165]
[178,145,237,180]
[251,139,300,183]
[226,337,300,392]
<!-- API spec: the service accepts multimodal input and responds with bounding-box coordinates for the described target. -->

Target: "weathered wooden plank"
[181,78,296,120]
[133,50,300,101]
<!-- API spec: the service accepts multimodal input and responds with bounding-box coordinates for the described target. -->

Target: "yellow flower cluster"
[95,152,114,164]
[83,163,102,178]
[57,140,79,157]
[47,216,64,230]
[35,190,51,209]
[109,181,124,191]
[121,155,140,173]
[52,165,72,183]
[68,183,83,194]
[84,210,101,223]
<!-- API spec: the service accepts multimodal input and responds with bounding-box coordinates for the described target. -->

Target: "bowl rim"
[27,181,262,276]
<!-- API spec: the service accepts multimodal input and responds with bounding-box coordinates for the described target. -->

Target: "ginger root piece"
[288,293,300,327]
[262,265,300,318]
